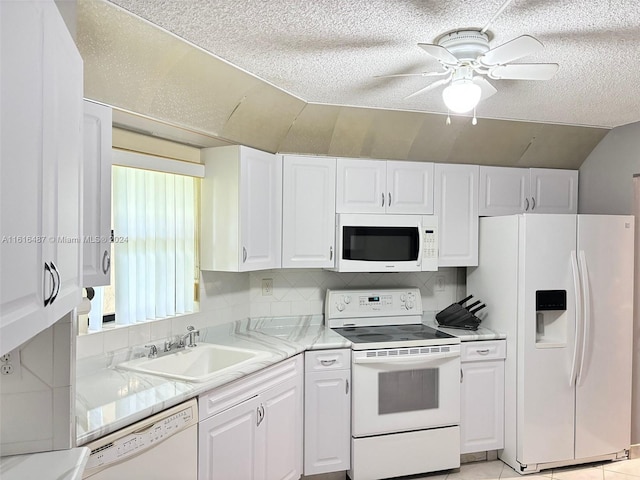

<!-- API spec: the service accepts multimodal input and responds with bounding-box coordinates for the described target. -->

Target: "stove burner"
[396,325,424,332]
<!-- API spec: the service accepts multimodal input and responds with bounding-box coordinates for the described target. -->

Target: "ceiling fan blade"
[404,77,451,99]
[472,77,497,101]
[418,43,459,65]
[490,63,559,80]
[479,35,543,66]
[374,71,449,79]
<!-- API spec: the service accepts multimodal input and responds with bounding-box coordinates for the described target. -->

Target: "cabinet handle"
[381,193,385,207]
[242,247,247,263]
[525,198,530,211]
[346,379,350,395]
[460,369,463,383]
[43,263,55,306]
[531,197,536,211]
[50,262,60,304]
[476,349,490,355]
[320,359,337,366]
[329,246,333,261]
[102,250,110,275]
[257,404,265,426]
[388,192,391,206]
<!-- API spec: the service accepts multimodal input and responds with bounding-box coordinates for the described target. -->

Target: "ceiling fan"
[377,0,559,118]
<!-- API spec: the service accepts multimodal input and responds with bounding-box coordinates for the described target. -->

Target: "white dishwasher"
[82,399,198,480]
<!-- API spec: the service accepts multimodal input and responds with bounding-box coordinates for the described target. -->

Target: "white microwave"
[334,214,438,272]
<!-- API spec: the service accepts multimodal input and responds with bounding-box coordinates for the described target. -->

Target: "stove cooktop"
[332,324,459,350]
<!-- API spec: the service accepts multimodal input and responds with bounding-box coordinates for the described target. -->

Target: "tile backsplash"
[0,312,74,456]
[77,268,464,359]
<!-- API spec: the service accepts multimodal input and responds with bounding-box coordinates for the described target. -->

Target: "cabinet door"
[336,159,386,213]
[261,375,303,480]
[240,147,282,271]
[199,395,262,480]
[304,369,351,475]
[479,166,530,216]
[529,168,578,214]
[386,161,434,214]
[434,164,479,266]
[0,1,48,355]
[82,101,112,287]
[282,156,336,268]
[42,2,84,320]
[460,360,505,454]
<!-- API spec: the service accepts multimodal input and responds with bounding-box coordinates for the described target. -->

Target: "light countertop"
[0,447,89,480]
[76,313,504,445]
[422,312,507,341]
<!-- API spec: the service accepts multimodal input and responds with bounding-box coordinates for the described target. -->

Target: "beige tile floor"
[413,458,640,480]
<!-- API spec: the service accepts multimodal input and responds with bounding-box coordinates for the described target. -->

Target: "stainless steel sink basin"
[117,343,270,382]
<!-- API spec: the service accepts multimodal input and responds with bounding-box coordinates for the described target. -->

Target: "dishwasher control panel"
[84,399,198,473]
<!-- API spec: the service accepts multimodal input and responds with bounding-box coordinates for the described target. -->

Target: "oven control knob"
[344,296,351,304]
[336,303,345,312]
[406,301,415,309]
[400,294,406,301]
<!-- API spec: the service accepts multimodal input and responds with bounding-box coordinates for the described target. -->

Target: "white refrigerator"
[467,214,634,474]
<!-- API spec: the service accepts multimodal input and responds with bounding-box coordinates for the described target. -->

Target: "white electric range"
[326,288,461,480]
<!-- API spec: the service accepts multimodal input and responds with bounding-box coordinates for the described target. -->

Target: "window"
[88,160,200,331]
[112,165,198,324]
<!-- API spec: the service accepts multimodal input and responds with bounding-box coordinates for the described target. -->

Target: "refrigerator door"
[574,215,634,459]
[518,214,577,465]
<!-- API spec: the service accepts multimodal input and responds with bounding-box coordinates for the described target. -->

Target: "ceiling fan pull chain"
[481,0,516,34]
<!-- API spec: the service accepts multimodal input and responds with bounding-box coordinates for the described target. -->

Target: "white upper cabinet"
[0,0,83,355]
[479,166,578,216]
[529,168,578,214]
[201,145,282,272]
[336,159,434,214]
[435,163,479,267]
[82,101,112,287]
[282,156,336,269]
[479,166,530,216]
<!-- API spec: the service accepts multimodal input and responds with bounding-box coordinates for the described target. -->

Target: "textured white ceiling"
[108,0,640,128]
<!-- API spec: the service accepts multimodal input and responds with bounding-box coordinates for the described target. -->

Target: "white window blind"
[113,166,196,325]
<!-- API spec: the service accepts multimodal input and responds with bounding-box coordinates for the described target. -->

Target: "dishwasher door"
[83,399,198,480]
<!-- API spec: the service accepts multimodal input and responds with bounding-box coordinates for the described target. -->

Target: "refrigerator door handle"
[577,250,591,385]
[569,250,582,387]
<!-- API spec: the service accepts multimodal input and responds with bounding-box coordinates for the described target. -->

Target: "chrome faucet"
[179,325,199,348]
[144,344,158,358]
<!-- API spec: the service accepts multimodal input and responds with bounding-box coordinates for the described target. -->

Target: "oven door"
[351,347,460,437]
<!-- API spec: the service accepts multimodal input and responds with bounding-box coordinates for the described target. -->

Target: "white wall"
[579,122,640,445]
[578,121,640,215]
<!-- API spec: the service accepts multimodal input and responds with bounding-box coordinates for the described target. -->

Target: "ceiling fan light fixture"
[442,79,482,113]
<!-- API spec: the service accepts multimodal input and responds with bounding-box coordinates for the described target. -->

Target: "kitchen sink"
[117,343,271,382]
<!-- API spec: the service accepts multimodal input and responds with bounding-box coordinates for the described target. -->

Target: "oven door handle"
[353,352,458,365]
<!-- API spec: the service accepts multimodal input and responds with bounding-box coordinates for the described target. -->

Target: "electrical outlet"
[0,353,11,363]
[261,278,273,296]
[1,364,13,375]
[434,274,446,292]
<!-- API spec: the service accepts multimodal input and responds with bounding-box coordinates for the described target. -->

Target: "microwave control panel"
[421,215,438,272]
[325,288,423,326]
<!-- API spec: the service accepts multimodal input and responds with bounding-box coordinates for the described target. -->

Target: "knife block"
[436,301,483,330]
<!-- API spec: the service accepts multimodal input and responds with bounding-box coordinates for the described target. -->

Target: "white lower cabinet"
[198,355,303,480]
[460,340,506,454]
[304,349,351,476]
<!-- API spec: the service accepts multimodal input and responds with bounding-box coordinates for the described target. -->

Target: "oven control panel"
[326,288,422,325]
